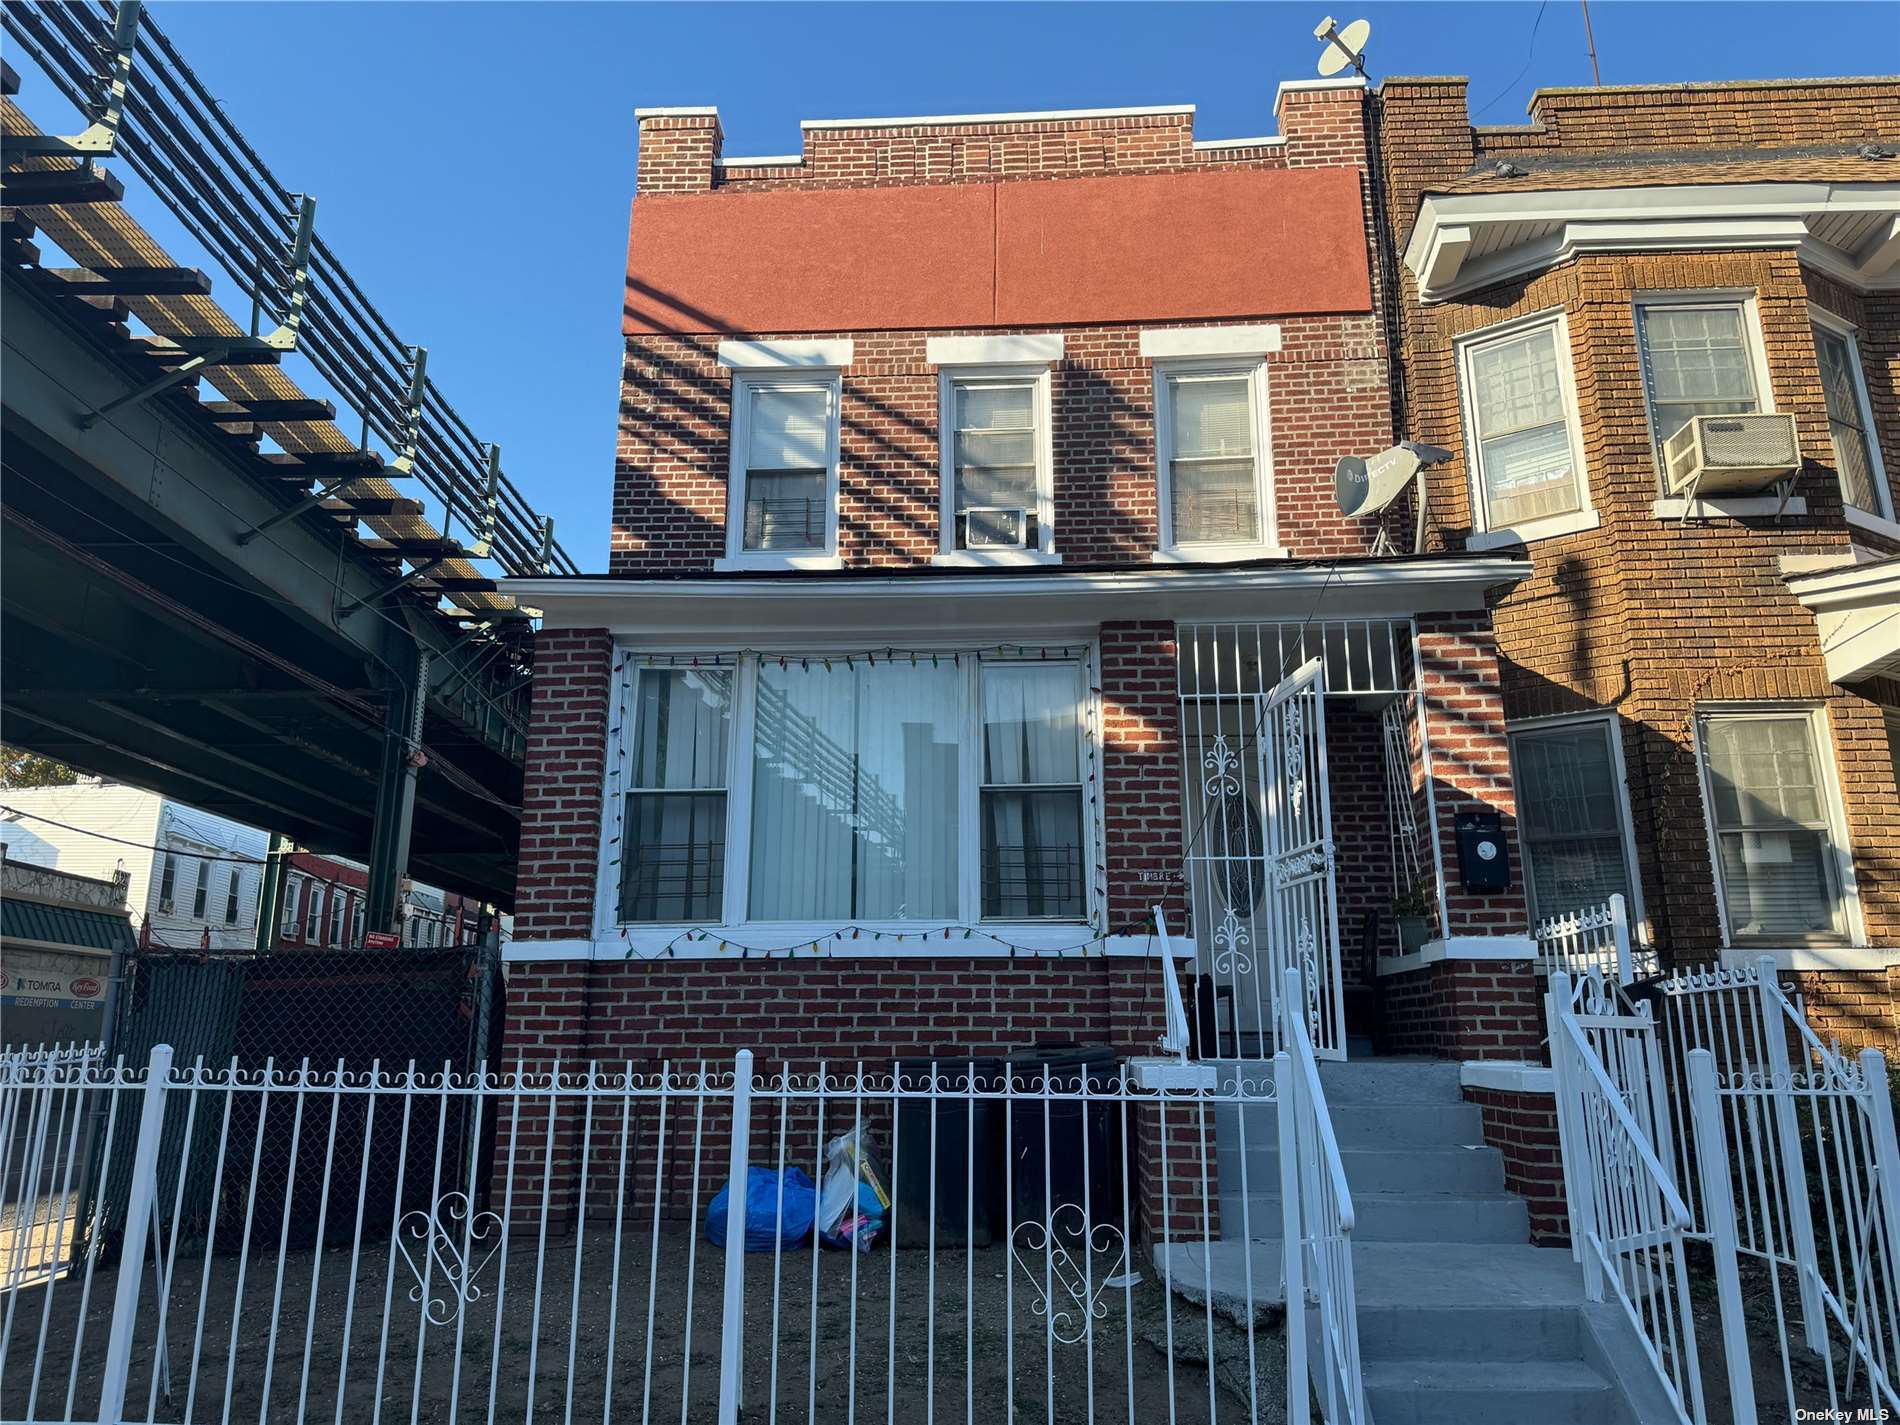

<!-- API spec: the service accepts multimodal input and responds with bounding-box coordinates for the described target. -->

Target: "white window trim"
[1151,356,1278,561]
[1809,303,1895,522]
[281,874,302,932]
[1689,702,1866,950]
[1505,710,1647,942]
[719,369,845,570]
[1632,290,1776,494]
[934,363,1058,564]
[595,643,1105,949]
[1454,308,1593,542]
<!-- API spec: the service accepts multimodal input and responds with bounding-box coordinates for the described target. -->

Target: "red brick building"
[274,849,477,951]
[499,82,1546,1074]
[1377,75,1900,1051]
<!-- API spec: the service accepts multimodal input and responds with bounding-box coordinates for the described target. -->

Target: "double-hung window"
[1811,312,1892,520]
[224,867,240,924]
[942,371,1054,556]
[157,853,178,913]
[190,859,207,918]
[610,651,1094,932]
[1457,313,1588,534]
[1695,708,1857,945]
[1635,297,1768,469]
[618,667,733,923]
[725,372,841,565]
[980,663,1086,919]
[1155,362,1271,554]
[1508,716,1638,924]
[305,885,323,940]
[352,901,365,948]
[328,894,345,947]
[282,875,302,933]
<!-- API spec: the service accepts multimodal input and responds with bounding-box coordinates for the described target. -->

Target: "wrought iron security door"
[1179,649,1346,1061]
[1259,658,1346,1060]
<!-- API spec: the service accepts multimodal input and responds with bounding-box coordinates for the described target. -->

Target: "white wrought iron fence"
[1546,971,1707,1425]
[2,1044,107,1296]
[1,1033,1329,1425]
[1657,959,1900,1424]
[1534,893,1659,984]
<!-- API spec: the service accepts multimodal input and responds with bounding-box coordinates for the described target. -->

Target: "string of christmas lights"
[619,910,1161,963]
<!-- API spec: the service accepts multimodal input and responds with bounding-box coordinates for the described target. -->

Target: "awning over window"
[1786,555,1900,685]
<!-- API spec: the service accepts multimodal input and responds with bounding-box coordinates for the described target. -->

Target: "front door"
[1180,657,1346,1059]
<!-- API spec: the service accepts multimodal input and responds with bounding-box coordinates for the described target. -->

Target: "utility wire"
[1471,0,1551,121]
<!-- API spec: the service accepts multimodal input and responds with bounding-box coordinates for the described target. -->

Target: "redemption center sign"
[0,951,108,1012]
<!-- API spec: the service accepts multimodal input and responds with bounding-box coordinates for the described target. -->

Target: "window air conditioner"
[1663,413,1800,498]
[964,507,1029,549]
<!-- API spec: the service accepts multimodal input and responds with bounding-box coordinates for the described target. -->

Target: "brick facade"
[1375,76,1900,982]
[1379,957,1543,1059]
[1465,1083,1568,1245]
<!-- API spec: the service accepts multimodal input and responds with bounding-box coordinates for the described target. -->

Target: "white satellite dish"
[1335,442,1453,554]
[1314,16,1371,78]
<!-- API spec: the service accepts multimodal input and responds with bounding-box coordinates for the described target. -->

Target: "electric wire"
[1471,0,1552,121]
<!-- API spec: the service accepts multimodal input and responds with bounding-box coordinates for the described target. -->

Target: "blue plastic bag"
[706,1166,816,1251]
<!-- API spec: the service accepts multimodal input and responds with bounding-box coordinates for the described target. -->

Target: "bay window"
[1695,708,1857,945]
[1456,313,1589,534]
[607,650,1096,932]
[1508,716,1637,924]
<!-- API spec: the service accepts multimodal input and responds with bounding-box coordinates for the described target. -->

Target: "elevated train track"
[0,2,577,914]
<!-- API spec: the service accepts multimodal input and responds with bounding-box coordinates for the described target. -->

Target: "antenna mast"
[1580,0,1603,85]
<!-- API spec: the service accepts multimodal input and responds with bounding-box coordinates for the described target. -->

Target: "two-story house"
[1377,75,1900,1048]
[499,83,1548,1077]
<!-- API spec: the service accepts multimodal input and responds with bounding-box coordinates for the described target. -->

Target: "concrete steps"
[1172,1057,1678,1424]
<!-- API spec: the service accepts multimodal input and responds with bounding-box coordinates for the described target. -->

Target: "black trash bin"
[891,1053,1006,1248]
[1006,1043,1127,1236]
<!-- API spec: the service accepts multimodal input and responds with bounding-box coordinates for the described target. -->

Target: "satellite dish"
[1335,444,1421,519]
[1315,16,1372,77]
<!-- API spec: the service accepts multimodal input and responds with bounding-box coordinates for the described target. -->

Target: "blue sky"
[11,2,1894,569]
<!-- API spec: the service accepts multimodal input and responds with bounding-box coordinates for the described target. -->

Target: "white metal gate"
[1180,646,1346,1061]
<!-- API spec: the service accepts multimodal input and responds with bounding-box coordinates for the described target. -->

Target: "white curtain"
[1470,325,1580,526]
[749,660,958,920]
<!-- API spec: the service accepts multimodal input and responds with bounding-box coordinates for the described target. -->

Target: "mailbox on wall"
[1455,811,1511,893]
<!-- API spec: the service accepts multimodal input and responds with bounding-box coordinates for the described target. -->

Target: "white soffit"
[1139,324,1284,359]
[1403,182,1900,302]
[926,334,1065,366]
[1786,556,1900,685]
[717,339,855,369]
[501,557,1531,640]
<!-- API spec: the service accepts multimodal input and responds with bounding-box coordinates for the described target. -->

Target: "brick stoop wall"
[1465,1083,1568,1245]
[1379,957,1543,1059]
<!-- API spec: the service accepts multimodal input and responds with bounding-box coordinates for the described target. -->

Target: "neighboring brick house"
[499,80,1548,1098]
[1375,75,1900,1050]
[274,849,478,951]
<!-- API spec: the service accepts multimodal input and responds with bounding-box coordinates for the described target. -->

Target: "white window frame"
[934,362,1059,566]
[328,892,345,947]
[1809,304,1895,524]
[719,369,844,571]
[1151,356,1277,561]
[1632,291,1775,492]
[282,874,302,933]
[596,644,1104,946]
[156,851,178,913]
[1454,309,1596,546]
[1690,703,1865,948]
[305,883,323,941]
[224,866,241,924]
[1505,711,1646,938]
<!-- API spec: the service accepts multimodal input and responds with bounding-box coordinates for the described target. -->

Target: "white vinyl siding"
[1695,709,1857,945]
[1457,314,1588,533]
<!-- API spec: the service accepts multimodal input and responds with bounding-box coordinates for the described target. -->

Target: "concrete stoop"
[1153,1057,1681,1424]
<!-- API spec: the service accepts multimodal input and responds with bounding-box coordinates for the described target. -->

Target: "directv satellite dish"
[1314,16,1371,78]
[1335,441,1454,554]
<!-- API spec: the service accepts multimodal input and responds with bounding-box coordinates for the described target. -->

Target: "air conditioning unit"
[964,507,1028,549]
[1663,413,1800,498]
